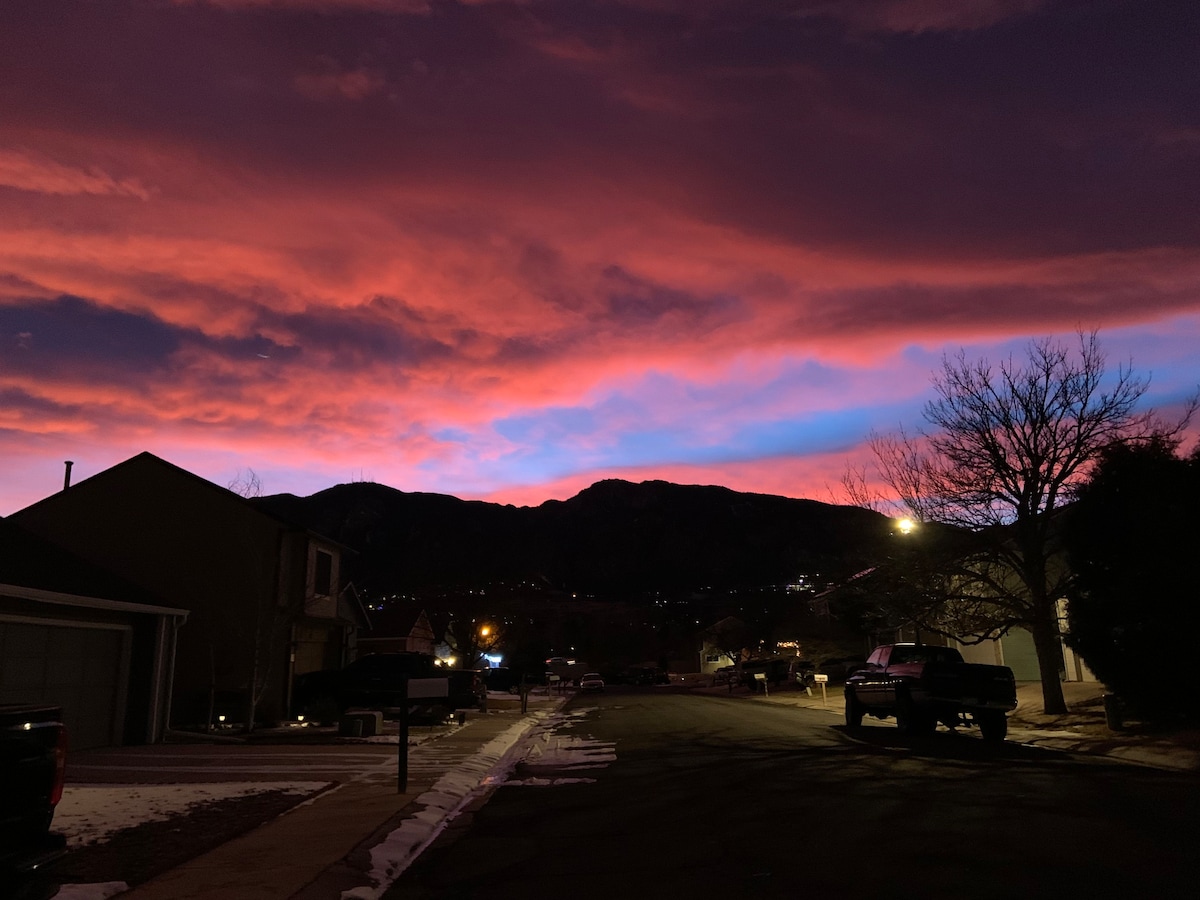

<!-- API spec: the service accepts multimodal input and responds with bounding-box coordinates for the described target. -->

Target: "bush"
[1063,439,1200,721]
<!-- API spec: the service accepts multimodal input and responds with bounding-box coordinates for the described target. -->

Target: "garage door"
[0,620,127,750]
[999,627,1042,682]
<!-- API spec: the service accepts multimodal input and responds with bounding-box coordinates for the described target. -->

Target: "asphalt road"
[390,688,1200,900]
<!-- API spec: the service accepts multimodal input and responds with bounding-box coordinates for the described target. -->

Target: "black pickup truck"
[293,652,485,724]
[1,704,68,892]
[844,644,1017,741]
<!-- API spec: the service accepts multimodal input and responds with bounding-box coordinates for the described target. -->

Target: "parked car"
[843,644,1016,741]
[712,665,737,685]
[579,673,605,692]
[739,657,793,690]
[293,652,484,724]
[817,656,867,683]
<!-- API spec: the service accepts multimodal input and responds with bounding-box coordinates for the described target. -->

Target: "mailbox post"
[398,675,451,793]
[754,671,768,697]
[813,673,829,707]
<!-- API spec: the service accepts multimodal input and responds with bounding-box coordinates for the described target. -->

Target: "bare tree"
[227,468,263,498]
[862,332,1192,714]
[447,618,503,671]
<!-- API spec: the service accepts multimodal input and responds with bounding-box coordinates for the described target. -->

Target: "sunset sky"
[2,0,1198,514]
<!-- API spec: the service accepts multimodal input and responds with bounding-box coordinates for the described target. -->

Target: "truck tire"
[845,689,864,728]
[978,710,1007,742]
[895,693,935,736]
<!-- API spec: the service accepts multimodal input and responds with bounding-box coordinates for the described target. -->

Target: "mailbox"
[407,677,450,699]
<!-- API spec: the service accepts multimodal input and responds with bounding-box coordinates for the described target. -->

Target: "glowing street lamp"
[896,517,916,535]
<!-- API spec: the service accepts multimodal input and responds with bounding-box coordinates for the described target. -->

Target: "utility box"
[339,711,383,737]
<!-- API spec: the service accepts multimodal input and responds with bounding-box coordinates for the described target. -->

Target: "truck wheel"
[845,690,864,728]
[896,694,934,736]
[978,711,1007,742]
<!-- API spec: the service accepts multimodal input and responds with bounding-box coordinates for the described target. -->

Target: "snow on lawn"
[53,882,130,900]
[54,781,329,848]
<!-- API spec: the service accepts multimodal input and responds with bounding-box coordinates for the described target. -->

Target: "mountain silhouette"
[254,479,894,597]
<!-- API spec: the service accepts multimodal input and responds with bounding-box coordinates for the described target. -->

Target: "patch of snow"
[54,781,328,848]
[520,733,616,769]
[50,882,129,900]
[50,883,129,897]
[503,777,597,786]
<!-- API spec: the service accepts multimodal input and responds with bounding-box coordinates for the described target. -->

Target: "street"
[391,688,1200,899]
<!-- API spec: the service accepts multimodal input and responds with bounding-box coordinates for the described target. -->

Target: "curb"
[324,696,571,900]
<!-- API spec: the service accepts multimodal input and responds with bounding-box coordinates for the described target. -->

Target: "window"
[314,550,333,597]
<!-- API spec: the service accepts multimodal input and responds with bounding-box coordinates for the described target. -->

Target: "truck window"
[889,646,964,665]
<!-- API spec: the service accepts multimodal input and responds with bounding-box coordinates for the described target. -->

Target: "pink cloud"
[801,0,1048,34]
[1,0,1197,516]
[293,61,388,101]
[0,150,152,200]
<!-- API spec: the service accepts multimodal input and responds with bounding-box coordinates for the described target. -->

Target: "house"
[826,550,1098,685]
[11,452,367,730]
[354,604,436,656]
[953,618,1097,683]
[0,516,187,749]
[698,616,749,674]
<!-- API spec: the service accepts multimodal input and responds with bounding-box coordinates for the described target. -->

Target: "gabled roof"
[362,603,435,639]
[15,451,350,551]
[0,515,171,609]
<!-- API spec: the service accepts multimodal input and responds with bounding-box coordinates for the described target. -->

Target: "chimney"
[63,460,74,491]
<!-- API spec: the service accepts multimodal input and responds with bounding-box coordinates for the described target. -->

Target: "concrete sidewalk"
[114,695,568,900]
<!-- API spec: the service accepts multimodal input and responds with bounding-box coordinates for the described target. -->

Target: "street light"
[896,517,916,535]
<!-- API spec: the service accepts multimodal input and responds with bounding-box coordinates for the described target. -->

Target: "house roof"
[0,515,171,609]
[362,603,435,639]
[15,451,350,551]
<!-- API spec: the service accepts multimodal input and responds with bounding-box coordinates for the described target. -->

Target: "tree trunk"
[1029,616,1068,715]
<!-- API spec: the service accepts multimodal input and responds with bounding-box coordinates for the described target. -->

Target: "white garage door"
[0,619,127,750]
[999,627,1042,682]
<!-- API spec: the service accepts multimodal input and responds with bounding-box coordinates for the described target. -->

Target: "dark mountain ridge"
[254,478,895,596]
